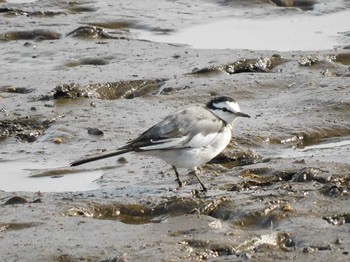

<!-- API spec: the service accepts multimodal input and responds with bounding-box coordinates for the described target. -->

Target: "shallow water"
[1,160,100,192]
[134,10,350,51]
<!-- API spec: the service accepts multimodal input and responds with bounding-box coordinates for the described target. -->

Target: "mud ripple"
[181,231,295,260]
[0,7,64,17]
[191,55,288,75]
[45,79,167,100]
[66,26,126,39]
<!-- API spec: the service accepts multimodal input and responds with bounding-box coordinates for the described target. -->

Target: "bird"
[70,96,250,191]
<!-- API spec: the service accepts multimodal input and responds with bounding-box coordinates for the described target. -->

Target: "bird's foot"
[175,178,185,188]
[191,188,207,197]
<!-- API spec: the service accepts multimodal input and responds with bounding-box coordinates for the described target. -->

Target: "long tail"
[70,148,131,167]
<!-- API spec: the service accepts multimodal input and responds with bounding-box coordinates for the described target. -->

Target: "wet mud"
[1,0,350,261]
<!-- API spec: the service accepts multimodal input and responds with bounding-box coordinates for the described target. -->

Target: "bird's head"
[206,96,250,124]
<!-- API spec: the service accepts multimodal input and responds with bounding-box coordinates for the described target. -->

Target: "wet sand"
[1,0,350,261]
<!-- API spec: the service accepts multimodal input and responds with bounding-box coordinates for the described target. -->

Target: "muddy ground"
[1,0,350,261]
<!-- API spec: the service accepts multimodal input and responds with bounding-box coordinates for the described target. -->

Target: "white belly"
[139,125,232,169]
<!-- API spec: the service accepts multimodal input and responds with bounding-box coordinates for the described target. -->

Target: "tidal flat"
[1,0,350,261]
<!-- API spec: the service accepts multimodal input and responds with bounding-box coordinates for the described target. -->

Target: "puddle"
[277,137,350,163]
[134,10,350,51]
[0,160,100,192]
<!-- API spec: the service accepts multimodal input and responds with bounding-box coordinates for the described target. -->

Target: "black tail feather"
[70,148,131,167]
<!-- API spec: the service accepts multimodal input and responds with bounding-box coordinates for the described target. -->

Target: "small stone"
[281,203,294,212]
[54,137,62,144]
[87,127,104,136]
[4,196,28,205]
[117,157,128,164]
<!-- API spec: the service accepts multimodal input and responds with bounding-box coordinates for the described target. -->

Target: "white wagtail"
[71,96,250,191]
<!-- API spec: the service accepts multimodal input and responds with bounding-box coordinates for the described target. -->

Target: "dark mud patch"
[333,52,350,65]
[266,126,350,148]
[0,115,57,142]
[64,57,112,67]
[66,2,98,13]
[232,163,347,193]
[29,168,88,178]
[3,195,42,205]
[44,79,167,100]
[62,194,294,231]
[3,196,28,205]
[87,20,136,30]
[0,222,42,232]
[0,86,34,94]
[0,29,61,41]
[0,7,64,17]
[62,196,234,224]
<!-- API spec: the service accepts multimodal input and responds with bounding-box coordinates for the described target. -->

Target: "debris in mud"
[0,29,61,41]
[323,213,350,226]
[291,167,330,183]
[302,245,332,253]
[297,55,319,66]
[66,26,126,39]
[230,165,335,192]
[210,149,261,168]
[191,55,287,75]
[229,167,293,191]
[320,183,348,197]
[0,115,56,142]
[46,79,167,100]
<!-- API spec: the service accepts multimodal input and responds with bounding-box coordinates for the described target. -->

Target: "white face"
[211,100,245,124]
[214,101,241,113]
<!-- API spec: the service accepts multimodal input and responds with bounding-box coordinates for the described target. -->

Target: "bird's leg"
[172,165,183,188]
[193,168,208,192]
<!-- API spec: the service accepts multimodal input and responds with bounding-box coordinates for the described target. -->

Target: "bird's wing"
[124,106,226,151]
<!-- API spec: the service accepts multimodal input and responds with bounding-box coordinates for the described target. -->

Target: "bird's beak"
[236,112,250,118]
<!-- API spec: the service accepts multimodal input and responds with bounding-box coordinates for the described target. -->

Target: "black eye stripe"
[222,107,227,112]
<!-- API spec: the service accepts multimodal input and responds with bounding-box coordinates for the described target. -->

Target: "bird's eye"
[222,107,228,112]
